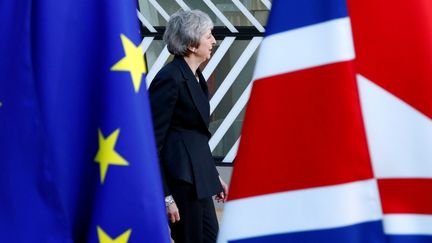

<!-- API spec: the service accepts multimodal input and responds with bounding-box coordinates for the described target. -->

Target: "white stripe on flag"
[384,214,432,235]
[253,17,355,81]
[357,75,432,178]
[217,179,382,243]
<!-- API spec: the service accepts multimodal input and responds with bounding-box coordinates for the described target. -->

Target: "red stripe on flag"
[348,0,432,119]
[229,61,374,201]
[379,178,432,214]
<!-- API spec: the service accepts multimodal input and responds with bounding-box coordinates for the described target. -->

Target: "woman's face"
[195,29,216,61]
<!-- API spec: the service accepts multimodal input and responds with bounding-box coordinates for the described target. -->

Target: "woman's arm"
[149,70,180,197]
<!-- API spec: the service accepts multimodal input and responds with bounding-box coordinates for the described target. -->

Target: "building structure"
[138,0,271,171]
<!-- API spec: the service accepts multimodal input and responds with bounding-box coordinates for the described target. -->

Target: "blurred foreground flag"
[218,0,432,242]
[349,0,432,242]
[0,1,169,243]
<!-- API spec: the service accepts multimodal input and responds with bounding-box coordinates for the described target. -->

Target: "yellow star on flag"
[94,129,129,184]
[111,34,147,93]
[97,226,131,243]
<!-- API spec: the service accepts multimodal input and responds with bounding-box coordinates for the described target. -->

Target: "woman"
[149,10,228,243]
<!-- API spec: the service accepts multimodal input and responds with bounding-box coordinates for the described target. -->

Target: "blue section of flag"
[229,221,386,243]
[265,0,348,37]
[0,0,169,242]
[0,1,66,241]
[387,235,432,243]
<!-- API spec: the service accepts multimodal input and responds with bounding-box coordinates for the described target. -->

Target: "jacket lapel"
[174,56,210,127]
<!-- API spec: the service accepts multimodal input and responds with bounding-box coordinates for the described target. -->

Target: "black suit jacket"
[149,56,222,199]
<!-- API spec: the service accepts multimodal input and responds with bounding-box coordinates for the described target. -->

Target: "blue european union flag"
[0,0,170,242]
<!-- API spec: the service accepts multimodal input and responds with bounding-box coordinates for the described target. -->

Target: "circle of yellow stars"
[94,33,148,243]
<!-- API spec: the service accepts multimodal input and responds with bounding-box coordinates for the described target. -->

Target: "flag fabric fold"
[0,0,169,242]
[218,0,432,242]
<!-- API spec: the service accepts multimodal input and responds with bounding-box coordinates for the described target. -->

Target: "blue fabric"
[0,0,169,242]
[229,221,387,243]
[386,235,432,243]
[265,0,348,37]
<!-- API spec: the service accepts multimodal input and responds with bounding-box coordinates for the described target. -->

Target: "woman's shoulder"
[157,60,182,77]
[153,63,184,86]
[149,61,183,90]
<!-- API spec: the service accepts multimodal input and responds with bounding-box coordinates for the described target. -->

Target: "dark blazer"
[149,55,222,199]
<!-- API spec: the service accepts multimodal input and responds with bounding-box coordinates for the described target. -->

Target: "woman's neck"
[183,55,202,75]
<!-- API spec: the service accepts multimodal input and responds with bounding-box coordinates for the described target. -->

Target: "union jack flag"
[217,0,432,242]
